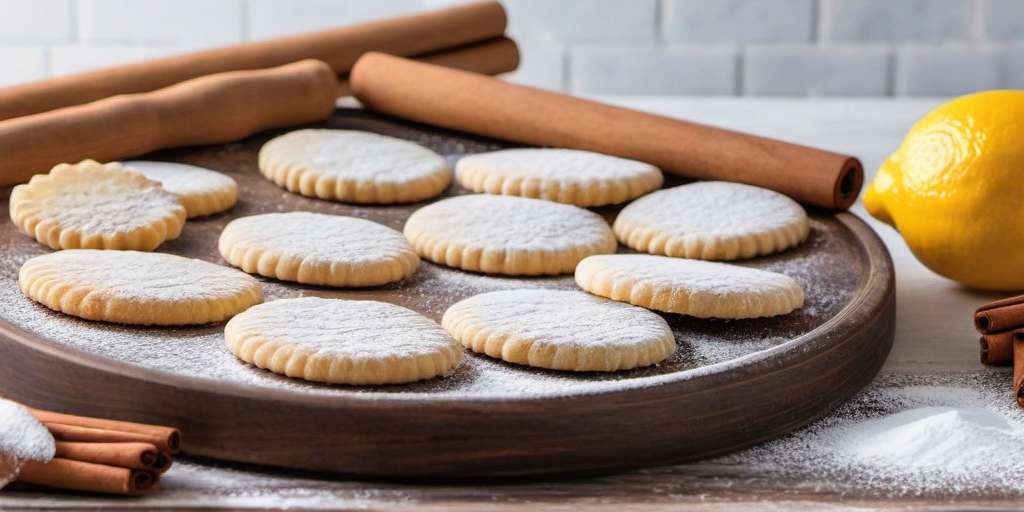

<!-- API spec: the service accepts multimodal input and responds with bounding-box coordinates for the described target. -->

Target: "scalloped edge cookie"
[442,289,675,372]
[575,254,804,319]
[19,249,264,325]
[218,212,420,287]
[403,195,617,276]
[613,181,809,261]
[9,160,186,251]
[224,297,463,385]
[258,129,452,204]
[455,148,663,206]
[123,160,238,218]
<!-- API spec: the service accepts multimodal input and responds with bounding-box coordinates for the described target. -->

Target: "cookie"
[9,160,186,251]
[218,212,419,287]
[403,194,616,276]
[123,161,238,218]
[224,297,462,385]
[455,148,663,206]
[575,254,804,319]
[442,289,675,372]
[613,181,809,261]
[258,129,451,204]
[19,249,263,325]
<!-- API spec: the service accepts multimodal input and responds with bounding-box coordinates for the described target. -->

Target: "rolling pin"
[350,53,863,210]
[336,37,519,97]
[0,0,506,121]
[0,60,337,186]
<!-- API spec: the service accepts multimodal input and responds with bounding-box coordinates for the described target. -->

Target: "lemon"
[864,90,1024,290]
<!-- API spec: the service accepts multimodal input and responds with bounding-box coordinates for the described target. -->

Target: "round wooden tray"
[0,109,895,477]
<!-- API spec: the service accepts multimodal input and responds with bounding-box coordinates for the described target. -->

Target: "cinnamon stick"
[0,0,507,121]
[54,442,165,472]
[975,294,1024,334]
[1015,333,1024,408]
[42,421,176,454]
[0,59,337,186]
[980,331,1018,366]
[336,37,519,97]
[350,53,863,210]
[31,409,180,452]
[16,458,156,495]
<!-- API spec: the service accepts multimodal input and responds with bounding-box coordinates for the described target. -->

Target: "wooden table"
[1,97,1013,510]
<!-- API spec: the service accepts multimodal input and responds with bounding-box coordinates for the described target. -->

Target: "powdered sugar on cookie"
[576,254,804,319]
[456,148,662,206]
[443,289,675,371]
[219,212,419,287]
[403,194,616,276]
[614,181,809,260]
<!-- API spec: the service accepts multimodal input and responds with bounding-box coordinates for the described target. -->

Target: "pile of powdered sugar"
[717,371,1024,497]
[0,398,55,490]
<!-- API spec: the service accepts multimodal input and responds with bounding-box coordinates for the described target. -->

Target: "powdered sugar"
[0,399,54,463]
[443,289,674,371]
[576,254,804,319]
[21,249,259,306]
[618,181,808,239]
[718,372,1024,497]
[122,160,237,200]
[219,211,416,269]
[262,129,450,183]
[614,181,809,260]
[0,398,54,489]
[10,160,185,239]
[406,194,614,251]
[455,148,663,206]
[228,297,458,360]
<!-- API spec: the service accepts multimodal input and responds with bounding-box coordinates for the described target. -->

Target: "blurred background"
[0,0,1020,96]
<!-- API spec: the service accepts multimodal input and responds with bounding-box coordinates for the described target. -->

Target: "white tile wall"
[0,0,1020,97]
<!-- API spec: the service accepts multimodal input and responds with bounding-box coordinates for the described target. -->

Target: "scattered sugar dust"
[716,371,1024,497]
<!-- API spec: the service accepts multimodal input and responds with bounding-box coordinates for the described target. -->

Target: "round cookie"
[9,160,186,251]
[613,181,809,261]
[455,148,663,206]
[123,160,238,218]
[19,249,263,325]
[442,289,675,372]
[575,254,804,319]
[219,212,419,287]
[224,297,462,385]
[403,195,616,276]
[258,129,451,204]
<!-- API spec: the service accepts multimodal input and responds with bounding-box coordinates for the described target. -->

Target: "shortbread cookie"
[403,195,616,276]
[575,254,804,319]
[613,181,809,260]
[9,160,186,251]
[455,148,663,206]
[219,212,419,287]
[19,249,263,325]
[225,297,462,385]
[259,129,451,204]
[123,160,238,218]
[442,289,675,372]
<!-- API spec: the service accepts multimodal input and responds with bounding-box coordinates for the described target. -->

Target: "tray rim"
[0,211,891,406]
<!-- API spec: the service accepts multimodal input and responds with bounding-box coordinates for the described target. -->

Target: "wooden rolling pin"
[0,60,337,186]
[336,37,519,97]
[351,53,863,210]
[0,0,506,121]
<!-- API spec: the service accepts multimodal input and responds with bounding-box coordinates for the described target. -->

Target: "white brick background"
[0,0,1021,96]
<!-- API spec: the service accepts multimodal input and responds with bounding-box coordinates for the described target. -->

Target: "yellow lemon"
[864,90,1024,290]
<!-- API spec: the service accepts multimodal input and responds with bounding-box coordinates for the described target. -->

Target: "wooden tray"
[0,108,895,477]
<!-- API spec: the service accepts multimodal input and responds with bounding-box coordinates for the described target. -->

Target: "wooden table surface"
[1,96,1013,510]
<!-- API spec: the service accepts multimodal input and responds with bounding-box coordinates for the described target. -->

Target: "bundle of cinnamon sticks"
[14,408,180,495]
[975,295,1024,407]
